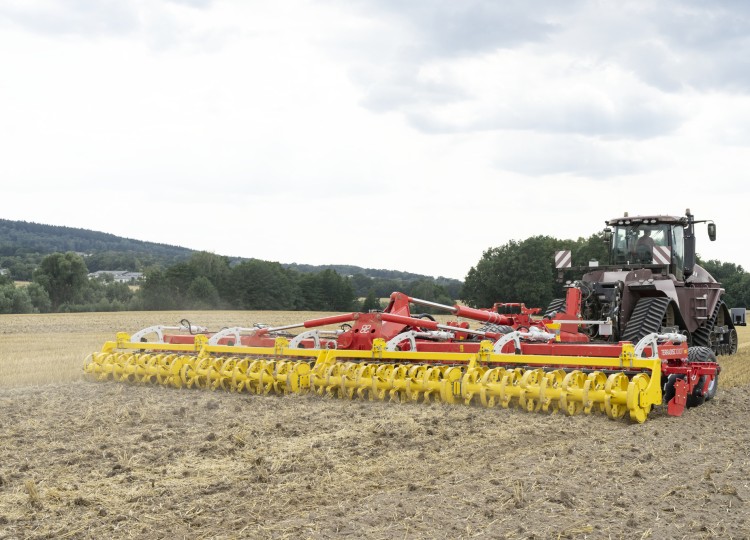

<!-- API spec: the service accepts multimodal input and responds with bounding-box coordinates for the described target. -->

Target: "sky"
[2,0,750,280]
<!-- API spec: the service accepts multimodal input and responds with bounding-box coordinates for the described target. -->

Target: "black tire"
[477,324,514,334]
[687,380,706,408]
[728,328,738,355]
[705,370,719,401]
[687,346,719,405]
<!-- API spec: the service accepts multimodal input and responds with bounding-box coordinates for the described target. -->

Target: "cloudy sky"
[2,0,749,279]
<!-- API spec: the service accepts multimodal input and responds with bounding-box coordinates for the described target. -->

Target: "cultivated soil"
[1,314,749,539]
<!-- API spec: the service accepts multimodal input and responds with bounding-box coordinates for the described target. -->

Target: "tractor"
[551,209,737,356]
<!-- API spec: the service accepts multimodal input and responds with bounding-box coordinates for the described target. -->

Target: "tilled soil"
[0,381,748,539]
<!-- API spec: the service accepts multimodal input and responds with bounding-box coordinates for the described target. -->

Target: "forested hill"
[0,219,195,278]
[0,220,460,291]
[0,219,193,258]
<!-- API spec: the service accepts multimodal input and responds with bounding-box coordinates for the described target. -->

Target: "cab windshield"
[611,223,670,264]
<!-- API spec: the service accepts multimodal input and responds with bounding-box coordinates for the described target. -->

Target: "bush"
[0,284,34,314]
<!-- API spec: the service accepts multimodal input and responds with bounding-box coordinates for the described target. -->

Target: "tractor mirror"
[603,228,612,243]
[707,222,716,241]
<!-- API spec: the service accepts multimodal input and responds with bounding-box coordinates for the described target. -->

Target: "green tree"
[572,232,610,267]
[297,270,355,311]
[699,259,746,308]
[0,254,41,281]
[105,282,135,304]
[362,289,382,311]
[164,262,198,300]
[139,269,179,310]
[231,260,298,310]
[312,270,355,311]
[0,284,34,313]
[732,273,750,308]
[187,252,232,305]
[32,252,89,310]
[187,276,221,309]
[25,282,51,313]
[462,236,565,308]
[405,279,452,313]
[297,273,324,310]
[350,273,375,297]
[189,252,231,284]
[371,278,403,298]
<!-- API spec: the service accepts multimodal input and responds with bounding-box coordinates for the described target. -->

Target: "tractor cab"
[607,216,686,278]
[605,210,715,281]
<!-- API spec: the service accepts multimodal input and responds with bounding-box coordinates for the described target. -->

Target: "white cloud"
[398,51,686,138]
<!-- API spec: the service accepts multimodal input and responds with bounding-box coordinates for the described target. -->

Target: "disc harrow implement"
[85,292,721,423]
[87,334,676,423]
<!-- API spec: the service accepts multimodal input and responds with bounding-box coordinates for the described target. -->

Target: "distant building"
[88,270,143,283]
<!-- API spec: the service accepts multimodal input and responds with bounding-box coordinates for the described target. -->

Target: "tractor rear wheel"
[728,328,738,355]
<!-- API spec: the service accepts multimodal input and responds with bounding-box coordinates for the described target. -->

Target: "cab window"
[612,224,670,264]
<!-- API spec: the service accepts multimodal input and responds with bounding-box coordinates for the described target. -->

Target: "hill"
[0,220,462,293]
[0,219,195,280]
[0,219,193,258]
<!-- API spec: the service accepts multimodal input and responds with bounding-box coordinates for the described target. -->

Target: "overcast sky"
[2,0,749,280]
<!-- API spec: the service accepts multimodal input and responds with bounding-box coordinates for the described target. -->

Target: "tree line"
[0,251,455,314]
[2,234,749,315]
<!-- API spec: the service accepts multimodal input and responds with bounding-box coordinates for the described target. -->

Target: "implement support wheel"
[688,346,719,404]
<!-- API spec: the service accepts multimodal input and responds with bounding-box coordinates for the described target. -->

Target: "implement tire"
[687,346,719,406]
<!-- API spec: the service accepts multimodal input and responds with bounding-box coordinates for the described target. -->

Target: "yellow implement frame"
[85,334,663,423]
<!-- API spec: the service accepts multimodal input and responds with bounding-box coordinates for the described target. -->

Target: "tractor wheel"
[728,328,738,355]
[687,346,719,405]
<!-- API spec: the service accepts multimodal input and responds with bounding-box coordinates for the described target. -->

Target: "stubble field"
[1,311,749,539]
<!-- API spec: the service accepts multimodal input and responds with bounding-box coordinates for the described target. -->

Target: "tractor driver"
[636,228,655,249]
[634,228,656,262]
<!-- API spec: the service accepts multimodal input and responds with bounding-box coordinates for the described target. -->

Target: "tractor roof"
[607,215,684,226]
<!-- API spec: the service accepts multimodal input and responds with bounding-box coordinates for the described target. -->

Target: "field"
[1,312,750,539]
